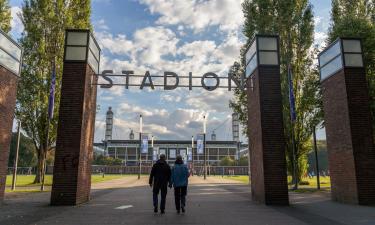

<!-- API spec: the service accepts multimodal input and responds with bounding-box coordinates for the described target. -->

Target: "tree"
[16,0,91,183]
[219,156,235,166]
[0,0,11,33]
[93,155,123,166]
[8,132,37,167]
[328,0,375,129]
[230,0,323,184]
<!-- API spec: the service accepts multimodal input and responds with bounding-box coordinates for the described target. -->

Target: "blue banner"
[197,134,204,154]
[48,63,56,120]
[152,147,158,161]
[288,65,297,122]
[141,134,148,154]
[187,148,192,161]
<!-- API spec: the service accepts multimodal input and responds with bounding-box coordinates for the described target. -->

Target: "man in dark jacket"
[149,154,171,214]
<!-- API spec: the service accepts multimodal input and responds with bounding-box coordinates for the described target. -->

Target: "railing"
[8,165,249,176]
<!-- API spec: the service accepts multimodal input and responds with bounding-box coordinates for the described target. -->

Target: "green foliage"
[307,140,329,173]
[237,156,249,166]
[93,155,123,166]
[0,0,11,33]
[231,0,323,183]
[328,0,375,127]
[8,132,37,167]
[219,156,235,166]
[16,0,92,183]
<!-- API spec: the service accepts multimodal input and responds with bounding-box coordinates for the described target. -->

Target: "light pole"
[191,135,194,176]
[203,115,207,180]
[138,115,142,180]
[151,135,154,164]
[11,120,21,191]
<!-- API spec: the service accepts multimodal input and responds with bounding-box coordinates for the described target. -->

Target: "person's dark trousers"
[153,186,168,211]
[174,186,187,210]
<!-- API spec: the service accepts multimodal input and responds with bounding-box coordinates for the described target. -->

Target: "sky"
[9,0,331,142]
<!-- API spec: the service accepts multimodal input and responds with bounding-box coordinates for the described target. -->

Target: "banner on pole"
[197,134,204,154]
[152,147,158,161]
[141,134,148,154]
[187,148,192,161]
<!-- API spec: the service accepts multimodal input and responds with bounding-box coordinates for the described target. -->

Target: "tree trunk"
[33,149,45,183]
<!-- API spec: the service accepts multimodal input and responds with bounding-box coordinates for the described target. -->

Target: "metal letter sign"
[97,70,245,91]
[197,134,204,154]
[141,134,148,154]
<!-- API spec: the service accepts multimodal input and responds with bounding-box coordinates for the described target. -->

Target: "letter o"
[201,72,220,91]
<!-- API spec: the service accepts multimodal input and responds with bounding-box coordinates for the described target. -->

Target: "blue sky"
[9,0,331,142]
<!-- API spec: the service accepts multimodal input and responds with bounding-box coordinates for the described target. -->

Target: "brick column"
[50,62,97,205]
[322,67,375,205]
[0,66,19,202]
[247,66,289,205]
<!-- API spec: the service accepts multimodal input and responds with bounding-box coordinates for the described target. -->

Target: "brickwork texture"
[247,66,289,205]
[0,65,19,202]
[50,62,97,205]
[322,68,375,205]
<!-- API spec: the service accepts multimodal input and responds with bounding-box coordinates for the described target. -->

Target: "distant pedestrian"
[170,155,190,214]
[149,154,171,214]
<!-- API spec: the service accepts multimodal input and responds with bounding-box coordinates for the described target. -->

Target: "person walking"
[149,154,171,214]
[170,155,190,214]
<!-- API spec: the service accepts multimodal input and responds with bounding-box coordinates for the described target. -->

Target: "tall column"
[319,38,375,205]
[246,35,289,205]
[0,30,22,202]
[51,29,100,205]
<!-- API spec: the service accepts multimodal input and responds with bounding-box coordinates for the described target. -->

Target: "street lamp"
[64,29,100,74]
[203,115,207,180]
[138,115,142,180]
[0,29,23,76]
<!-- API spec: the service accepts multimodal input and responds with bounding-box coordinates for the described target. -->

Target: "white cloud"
[138,0,245,33]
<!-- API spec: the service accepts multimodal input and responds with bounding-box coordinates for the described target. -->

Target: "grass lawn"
[223,175,250,184]
[223,175,331,191]
[6,174,131,187]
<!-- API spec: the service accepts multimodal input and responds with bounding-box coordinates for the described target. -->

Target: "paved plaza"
[1,176,375,225]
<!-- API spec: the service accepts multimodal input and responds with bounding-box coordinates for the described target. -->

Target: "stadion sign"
[97,70,244,91]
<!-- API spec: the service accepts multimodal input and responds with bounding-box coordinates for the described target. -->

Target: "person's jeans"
[174,186,187,210]
[153,186,168,210]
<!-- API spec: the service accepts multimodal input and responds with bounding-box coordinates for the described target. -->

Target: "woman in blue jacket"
[170,155,190,214]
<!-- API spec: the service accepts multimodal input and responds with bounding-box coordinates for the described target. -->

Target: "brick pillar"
[0,66,19,202]
[322,67,375,205]
[50,62,97,205]
[247,66,289,205]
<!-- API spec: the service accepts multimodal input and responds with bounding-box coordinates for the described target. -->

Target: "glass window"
[89,35,100,61]
[258,37,277,51]
[219,148,228,155]
[228,149,237,155]
[0,48,20,74]
[117,147,126,154]
[159,149,166,156]
[246,54,257,77]
[65,46,87,60]
[320,56,343,81]
[319,41,341,67]
[127,147,136,155]
[344,53,363,67]
[259,51,278,65]
[169,149,176,159]
[67,32,88,46]
[88,50,99,73]
[342,40,361,53]
[0,32,22,60]
[246,40,257,65]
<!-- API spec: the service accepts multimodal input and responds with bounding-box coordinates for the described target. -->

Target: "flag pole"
[42,60,56,191]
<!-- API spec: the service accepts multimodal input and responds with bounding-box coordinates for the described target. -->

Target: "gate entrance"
[50,29,289,206]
